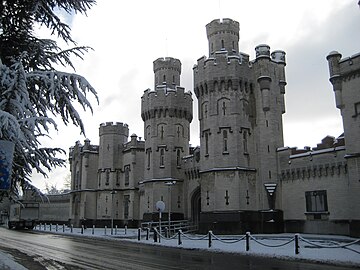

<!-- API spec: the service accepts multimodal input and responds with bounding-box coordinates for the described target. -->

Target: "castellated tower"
[98,122,129,178]
[140,57,193,221]
[327,51,360,224]
[193,18,286,232]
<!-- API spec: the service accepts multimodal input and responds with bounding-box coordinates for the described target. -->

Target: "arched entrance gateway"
[190,187,201,226]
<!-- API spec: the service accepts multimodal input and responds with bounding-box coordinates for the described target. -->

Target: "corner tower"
[140,57,193,221]
[194,18,287,233]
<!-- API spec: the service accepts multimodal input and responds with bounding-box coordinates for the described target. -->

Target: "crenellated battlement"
[99,121,129,137]
[141,86,193,122]
[153,57,181,74]
[206,18,239,38]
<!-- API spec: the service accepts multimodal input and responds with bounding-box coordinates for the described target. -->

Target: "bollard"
[92,225,95,235]
[115,225,118,235]
[246,232,250,251]
[56,224,58,232]
[154,229,158,243]
[138,228,141,241]
[63,224,65,233]
[125,225,127,235]
[50,224,52,232]
[165,227,168,238]
[178,230,182,245]
[295,234,300,255]
[44,223,47,231]
[146,228,149,240]
[81,225,84,234]
[208,231,212,248]
[105,226,107,235]
[71,224,73,233]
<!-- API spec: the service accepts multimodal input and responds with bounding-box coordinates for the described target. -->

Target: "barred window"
[305,190,328,212]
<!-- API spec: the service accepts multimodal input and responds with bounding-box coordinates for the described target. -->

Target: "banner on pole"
[0,140,15,191]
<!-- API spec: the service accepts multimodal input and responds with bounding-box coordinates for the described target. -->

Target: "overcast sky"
[32,0,360,190]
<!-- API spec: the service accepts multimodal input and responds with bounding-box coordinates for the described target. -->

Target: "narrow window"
[267,145,270,153]
[223,130,228,152]
[222,102,226,115]
[176,149,181,167]
[105,169,110,185]
[243,132,248,154]
[163,75,166,83]
[160,148,165,167]
[266,120,269,127]
[205,132,209,155]
[221,39,224,49]
[147,149,151,169]
[232,41,235,49]
[124,165,130,186]
[116,170,120,186]
[124,195,130,219]
[269,170,272,179]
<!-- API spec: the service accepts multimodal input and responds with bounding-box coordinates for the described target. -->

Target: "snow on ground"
[0,250,28,270]
[33,225,360,268]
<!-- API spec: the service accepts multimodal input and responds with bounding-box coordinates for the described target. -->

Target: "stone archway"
[191,187,201,225]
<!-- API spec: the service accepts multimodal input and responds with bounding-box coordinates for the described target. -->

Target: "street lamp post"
[110,190,117,235]
[165,181,176,235]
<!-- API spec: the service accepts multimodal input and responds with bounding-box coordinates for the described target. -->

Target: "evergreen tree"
[0,0,98,197]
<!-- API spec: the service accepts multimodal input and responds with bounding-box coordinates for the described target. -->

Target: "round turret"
[255,44,270,59]
[206,18,239,57]
[153,57,181,88]
[271,50,286,65]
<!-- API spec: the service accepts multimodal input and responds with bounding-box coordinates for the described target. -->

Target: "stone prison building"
[68,18,360,236]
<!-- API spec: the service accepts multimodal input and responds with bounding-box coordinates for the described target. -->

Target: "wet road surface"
[0,227,356,270]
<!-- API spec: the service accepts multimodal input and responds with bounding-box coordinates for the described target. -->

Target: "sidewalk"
[33,225,360,268]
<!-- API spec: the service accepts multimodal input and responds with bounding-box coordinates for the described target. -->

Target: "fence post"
[246,232,250,251]
[56,224,58,232]
[146,228,149,240]
[62,224,65,233]
[44,223,47,231]
[115,225,118,235]
[208,231,212,248]
[138,228,141,241]
[92,225,95,235]
[105,226,107,235]
[295,234,300,255]
[125,225,127,235]
[154,229,158,243]
[165,227,168,238]
[178,230,182,245]
[81,225,84,234]
[49,224,52,232]
[70,224,73,233]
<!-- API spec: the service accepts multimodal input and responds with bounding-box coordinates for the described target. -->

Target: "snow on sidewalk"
[34,225,360,268]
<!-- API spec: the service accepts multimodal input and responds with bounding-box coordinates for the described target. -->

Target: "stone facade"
[69,18,360,236]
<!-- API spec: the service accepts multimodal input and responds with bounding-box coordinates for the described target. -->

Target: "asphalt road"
[0,227,356,270]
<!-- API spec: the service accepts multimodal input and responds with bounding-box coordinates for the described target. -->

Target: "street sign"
[155,201,165,212]
[0,140,14,191]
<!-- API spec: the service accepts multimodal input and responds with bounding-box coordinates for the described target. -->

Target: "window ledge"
[222,151,229,155]
[160,165,165,169]
[305,211,329,215]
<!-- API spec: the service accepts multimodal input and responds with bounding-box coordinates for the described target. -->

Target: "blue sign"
[0,140,14,191]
